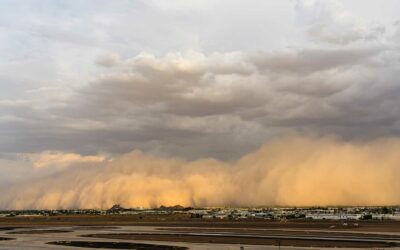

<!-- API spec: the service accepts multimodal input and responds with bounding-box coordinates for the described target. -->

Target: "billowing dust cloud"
[2,136,400,209]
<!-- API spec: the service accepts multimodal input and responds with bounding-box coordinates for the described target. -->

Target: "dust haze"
[2,136,400,209]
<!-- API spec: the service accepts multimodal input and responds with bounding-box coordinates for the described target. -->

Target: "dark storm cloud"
[1,44,399,160]
[3,0,400,210]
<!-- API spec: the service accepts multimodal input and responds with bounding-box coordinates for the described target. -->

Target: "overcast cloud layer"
[1,0,400,208]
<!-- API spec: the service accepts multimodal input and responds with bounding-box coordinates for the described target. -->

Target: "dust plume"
[2,136,400,209]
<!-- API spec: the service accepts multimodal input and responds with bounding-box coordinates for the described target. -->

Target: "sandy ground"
[0,225,323,250]
[84,232,400,248]
[1,215,400,231]
[1,216,400,249]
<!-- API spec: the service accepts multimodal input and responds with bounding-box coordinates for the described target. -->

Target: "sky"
[1,0,400,208]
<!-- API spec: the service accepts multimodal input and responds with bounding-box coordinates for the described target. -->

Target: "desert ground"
[1,215,400,249]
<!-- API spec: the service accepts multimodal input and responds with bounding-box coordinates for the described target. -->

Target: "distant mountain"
[158,205,192,211]
[107,204,125,212]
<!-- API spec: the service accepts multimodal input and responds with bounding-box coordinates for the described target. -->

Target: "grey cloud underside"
[1,44,400,160]
[295,0,387,45]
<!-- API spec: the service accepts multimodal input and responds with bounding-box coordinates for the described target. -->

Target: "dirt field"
[7,229,73,234]
[49,241,188,250]
[0,237,13,241]
[157,228,400,238]
[83,233,399,248]
[1,214,400,232]
[2,215,400,248]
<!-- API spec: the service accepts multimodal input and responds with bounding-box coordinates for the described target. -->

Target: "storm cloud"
[1,0,400,208]
[2,45,400,160]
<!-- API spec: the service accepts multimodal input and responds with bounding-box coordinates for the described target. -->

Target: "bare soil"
[0,237,13,241]
[158,228,400,239]
[1,215,400,232]
[48,241,188,249]
[8,229,72,234]
[0,227,17,231]
[83,233,400,248]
